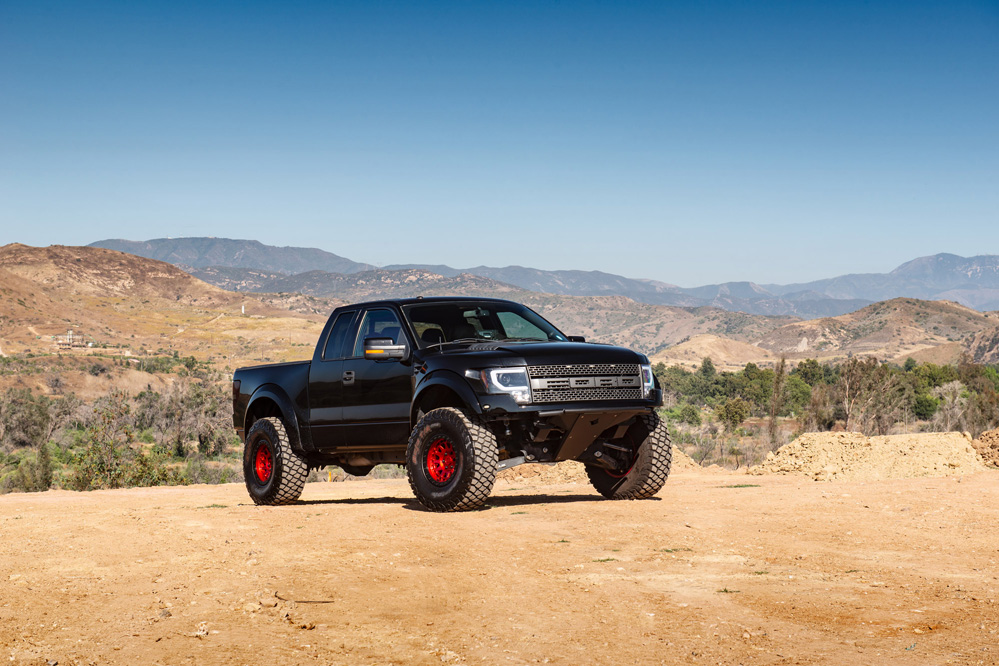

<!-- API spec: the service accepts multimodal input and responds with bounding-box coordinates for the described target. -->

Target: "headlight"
[467,366,532,404]
[641,364,655,398]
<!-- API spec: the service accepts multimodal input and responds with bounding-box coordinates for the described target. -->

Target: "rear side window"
[322,311,356,361]
[352,309,404,357]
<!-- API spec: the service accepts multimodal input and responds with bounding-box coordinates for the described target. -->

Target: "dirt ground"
[2,465,999,666]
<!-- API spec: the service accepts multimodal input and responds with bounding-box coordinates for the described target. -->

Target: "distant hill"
[91,238,376,275]
[5,244,998,371]
[189,266,798,356]
[755,298,998,364]
[650,297,999,370]
[2,244,797,362]
[766,253,999,310]
[0,243,324,365]
[383,264,866,318]
[91,237,870,318]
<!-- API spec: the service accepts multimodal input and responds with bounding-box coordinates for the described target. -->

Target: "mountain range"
[4,244,998,373]
[91,238,999,318]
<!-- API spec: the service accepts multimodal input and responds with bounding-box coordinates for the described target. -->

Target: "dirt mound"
[498,446,699,486]
[750,431,986,481]
[972,428,999,467]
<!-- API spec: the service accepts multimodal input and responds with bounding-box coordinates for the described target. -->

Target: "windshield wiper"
[424,337,487,351]
[498,337,544,342]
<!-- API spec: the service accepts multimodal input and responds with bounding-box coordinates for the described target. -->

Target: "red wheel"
[254,442,273,483]
[406,408,499,512]
[425,437,457,484]
[243,417,308,505]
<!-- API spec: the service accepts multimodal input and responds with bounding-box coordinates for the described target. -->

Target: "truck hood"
[425,341,648,366]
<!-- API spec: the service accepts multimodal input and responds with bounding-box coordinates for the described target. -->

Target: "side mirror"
[568,335,586,343]
[364,337,409,360]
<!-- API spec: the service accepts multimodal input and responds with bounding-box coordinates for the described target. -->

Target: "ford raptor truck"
[232,297,671,512]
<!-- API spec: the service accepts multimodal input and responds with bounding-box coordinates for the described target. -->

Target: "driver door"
[339,308,414,449]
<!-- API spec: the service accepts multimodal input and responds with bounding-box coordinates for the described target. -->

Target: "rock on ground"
[973,428,999,467]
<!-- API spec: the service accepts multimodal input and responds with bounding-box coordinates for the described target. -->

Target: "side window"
[351,309,404,357]
[322,311,356,361]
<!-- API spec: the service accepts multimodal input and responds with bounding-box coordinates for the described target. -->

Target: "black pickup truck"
[232,297,670,512]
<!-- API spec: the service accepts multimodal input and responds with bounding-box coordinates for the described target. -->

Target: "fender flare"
[245,384,311,454]
[411,370,483,425]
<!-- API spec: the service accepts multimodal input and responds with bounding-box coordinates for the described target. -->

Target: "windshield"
[403,301,568,348]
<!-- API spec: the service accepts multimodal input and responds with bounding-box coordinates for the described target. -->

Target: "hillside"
[5,245,996,375]
[0,244,324,367]
[768,253,999,309]
[649,334,777,371]
[966,323,999,364]
[185,264,799,356]
[91,237,876,318]
[94,238,999,316]
[755,298,999,363]
[91,237,375,275]
[0,244,796,369]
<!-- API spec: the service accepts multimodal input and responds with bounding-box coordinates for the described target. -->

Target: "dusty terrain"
[3,463,999,666]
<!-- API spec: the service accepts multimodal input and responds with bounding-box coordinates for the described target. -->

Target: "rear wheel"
[586,412,671,500]
[243,417,308,505]
[406,407,498,512]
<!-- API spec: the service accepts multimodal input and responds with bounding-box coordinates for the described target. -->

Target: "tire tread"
[247,417,307,506]
[406,407,498,512]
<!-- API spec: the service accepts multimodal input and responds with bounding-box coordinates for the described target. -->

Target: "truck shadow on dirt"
[482,494,662,508]
[293,493,658,510]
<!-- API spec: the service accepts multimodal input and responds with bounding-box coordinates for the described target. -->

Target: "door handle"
[343,370,355,386]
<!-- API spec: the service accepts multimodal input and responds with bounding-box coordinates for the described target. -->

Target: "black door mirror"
[364,337,409,360]
[568,335,586,343]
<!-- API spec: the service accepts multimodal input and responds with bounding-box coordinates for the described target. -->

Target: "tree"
[912,394,939,420]
[677,404,702,427]
[803,383,836,432]
[836,357,906,435]
[783,376,812,416]
[717,397,749,432]
[932,381,967,432]
[793,358,825,387]
[767,357,787,449]
[72,390,181,491]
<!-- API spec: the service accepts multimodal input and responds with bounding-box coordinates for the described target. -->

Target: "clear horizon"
[2,1,997,285]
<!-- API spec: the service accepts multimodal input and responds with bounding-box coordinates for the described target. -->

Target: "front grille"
[528,364,640,378]
[532,388,644,403]
[527,363,643,403]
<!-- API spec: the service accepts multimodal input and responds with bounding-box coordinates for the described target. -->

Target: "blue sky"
[2,1,997,286]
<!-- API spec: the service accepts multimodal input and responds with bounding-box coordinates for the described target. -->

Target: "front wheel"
[406,407,498,512]
[586,412,672,500]
[243,417,308,505]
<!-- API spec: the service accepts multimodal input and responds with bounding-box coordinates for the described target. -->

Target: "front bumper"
[476,391,661,462]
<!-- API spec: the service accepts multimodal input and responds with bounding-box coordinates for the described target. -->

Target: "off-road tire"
[406,407,498,512]
[586,412,671,500]
[243,417,308,505]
